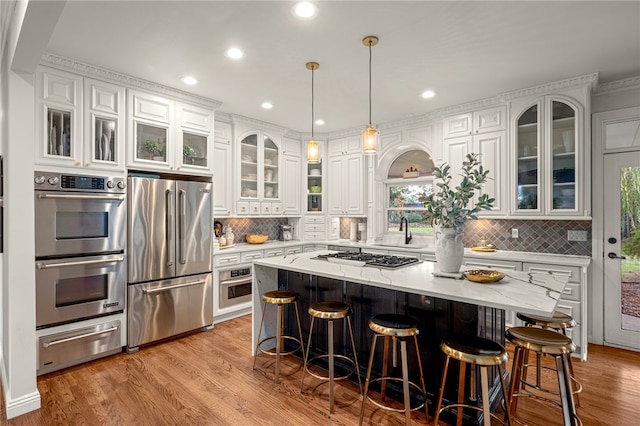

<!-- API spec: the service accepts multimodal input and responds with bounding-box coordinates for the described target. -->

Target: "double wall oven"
[34,171,127,374]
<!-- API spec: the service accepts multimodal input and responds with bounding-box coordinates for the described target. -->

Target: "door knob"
[608,252,626,260]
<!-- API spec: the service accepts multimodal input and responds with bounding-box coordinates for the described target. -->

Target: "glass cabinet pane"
[263,136,278,199]
[182,131,207,167]
[517,105,539,210]
[136,123,167,162]
[307,161,322,212]
[551,101,576,210]
[47,108,71,157]
[240,134,258,198]
[94,117,116,162]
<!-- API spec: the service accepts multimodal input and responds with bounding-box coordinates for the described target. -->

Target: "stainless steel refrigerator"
[127,176,213,352]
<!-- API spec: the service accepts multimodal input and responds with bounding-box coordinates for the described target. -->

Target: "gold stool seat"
[516,311,582,405]
[433,337,512,426]
[301,301,362,414]
[253,290,305,384]
[506,327,581,426]
[359,314,428,426]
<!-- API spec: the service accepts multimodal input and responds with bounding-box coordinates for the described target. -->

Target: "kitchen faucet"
[399,217,412,244]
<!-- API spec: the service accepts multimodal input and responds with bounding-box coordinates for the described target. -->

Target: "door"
[603,151,640,350]
[175,180,212,277]
[128,177,175,282]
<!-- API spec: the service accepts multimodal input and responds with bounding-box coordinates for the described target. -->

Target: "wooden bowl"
[246,234,268,244]
[463,269,505,283]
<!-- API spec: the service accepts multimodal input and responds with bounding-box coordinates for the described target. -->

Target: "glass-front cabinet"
[237,131,280,215]
[307,161,323,213]
[514,96,581,216]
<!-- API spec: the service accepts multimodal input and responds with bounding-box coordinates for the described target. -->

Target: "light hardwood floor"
[2,314,639,425]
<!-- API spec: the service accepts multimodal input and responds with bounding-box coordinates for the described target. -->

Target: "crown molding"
[40,52,223,110]
[498,72,599,102]
[593,75,640,96]
[327,126,363,140]
[230,113,290,136]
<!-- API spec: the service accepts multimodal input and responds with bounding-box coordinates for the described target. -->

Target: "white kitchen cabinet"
[444,129,507,216]
[305,139,324,214]
[442,106,506,139]
[127,89,214,175]
[522,262,587,360]
[511,93,587,217]
[236,131,282,215]
[213,121,233,217]
[303,216,326,241]
[281,136,302,216]
[327,135,361,156]
[327,153,364,216]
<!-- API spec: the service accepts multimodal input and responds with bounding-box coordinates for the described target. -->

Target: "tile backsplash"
[214,217,289,242]
[464,219,591,256]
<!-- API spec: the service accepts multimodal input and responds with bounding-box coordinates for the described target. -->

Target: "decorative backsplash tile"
[339,217,368,240]
[214,217,289,242]
[464,219,592,256]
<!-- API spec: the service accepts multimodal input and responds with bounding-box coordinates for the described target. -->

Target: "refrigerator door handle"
[166,188,174,267]
[179,189,186,264]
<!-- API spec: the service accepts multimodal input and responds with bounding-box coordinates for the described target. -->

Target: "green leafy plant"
[143,139,161,156]
[183,145,195,158]
[623,229,640,258]
[423,153,494,232]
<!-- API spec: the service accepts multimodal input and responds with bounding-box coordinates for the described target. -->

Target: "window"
[385,150,435,235]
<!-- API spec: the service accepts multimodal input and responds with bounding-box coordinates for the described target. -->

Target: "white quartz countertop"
[253,250,568,316]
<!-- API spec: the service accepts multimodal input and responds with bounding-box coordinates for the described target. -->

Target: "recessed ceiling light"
[315,119,325,126]
[181,76,198,85]
[293,2,318,19]
[225,47,244,60]
[261,102,273,109]
[421,90,436,99]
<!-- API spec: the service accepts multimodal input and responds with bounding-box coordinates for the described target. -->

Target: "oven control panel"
[34,171,125,193]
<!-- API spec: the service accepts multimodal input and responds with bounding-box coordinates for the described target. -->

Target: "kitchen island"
[252,250,567,423]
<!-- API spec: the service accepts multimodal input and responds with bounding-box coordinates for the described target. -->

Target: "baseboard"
[5,390,41,420]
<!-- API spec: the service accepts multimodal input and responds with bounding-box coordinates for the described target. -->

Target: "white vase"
[434,226,465,273]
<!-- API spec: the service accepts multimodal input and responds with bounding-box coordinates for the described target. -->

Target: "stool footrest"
[257,336,303,357]
[304,354,358,381]
[365,377,426,413]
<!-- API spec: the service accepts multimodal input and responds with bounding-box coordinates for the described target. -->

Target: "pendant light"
[362,35,379,155]
[306,62,320,164]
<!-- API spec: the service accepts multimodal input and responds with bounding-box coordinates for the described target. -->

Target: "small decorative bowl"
[463,269,505,283]
[309,186,322,193]
[246,234,269,244]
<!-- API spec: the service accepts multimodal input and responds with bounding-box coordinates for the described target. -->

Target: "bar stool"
[516,311,582,406]
[300,301,362,414]
[506,327,581,426]
[433,336,512,426]
[253,290,305,384]
[359,313,428,426]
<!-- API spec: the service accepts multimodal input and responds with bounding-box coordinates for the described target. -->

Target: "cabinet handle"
[42,326,118,348]
[75,162,81,166]
[85,162,91,167]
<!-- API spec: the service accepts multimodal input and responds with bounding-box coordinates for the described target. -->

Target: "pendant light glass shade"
[306,62,320,164]
[361,36,379,155]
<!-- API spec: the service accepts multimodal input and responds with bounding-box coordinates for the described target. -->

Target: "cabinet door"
[475,131,506,216]
[239,134,259,199]
[344,154,364,215]
[177,102,213,173]
[213,140,233,217]
[327,156,345,215]
[514,102,541,214]
[282,154,301,215]
[36,67,83,168]
[128,90,172,171]
[263,136,279,200]
[548,99,578,214]
[442,113,472,139]
[444,136,471,189]
[474,106,506,134]
[84,78,125,171]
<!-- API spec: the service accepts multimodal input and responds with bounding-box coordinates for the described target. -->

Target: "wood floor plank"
[2,315,638,425]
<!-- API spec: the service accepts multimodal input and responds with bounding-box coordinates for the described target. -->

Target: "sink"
[375,233,433,249]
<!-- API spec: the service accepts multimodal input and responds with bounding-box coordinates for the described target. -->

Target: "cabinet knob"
[85,162,91,167]
[75,162,81,166]
[176,166,180,170]
[170,166,174,170]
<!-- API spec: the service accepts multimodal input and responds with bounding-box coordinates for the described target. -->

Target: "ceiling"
[44,1,640,134]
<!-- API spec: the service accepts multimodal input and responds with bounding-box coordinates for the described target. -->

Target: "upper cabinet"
[281,136,302,216]
[35,66,125,172]
[127,89,214,175]
[512,94,586,217]
[443,106,508,216]
[327,136,364,216]
[213,121,233,217]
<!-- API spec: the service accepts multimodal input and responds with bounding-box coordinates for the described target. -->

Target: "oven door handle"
[220,276,253,286]
[178,189,186,264]
[166,188,174,267]
[142,279,206,294]
[36,255,125,269]
[37,193,125,201]
[42,326,119,347]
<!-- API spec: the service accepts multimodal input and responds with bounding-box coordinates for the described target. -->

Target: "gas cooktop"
[315,251,421,269]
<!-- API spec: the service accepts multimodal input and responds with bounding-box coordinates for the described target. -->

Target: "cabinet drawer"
[463,258,521,272]
[304,232,325,241]
[261,203,272,215]
[285,246,302,255]
[241,251,263,263]
[214,253,240,266]
[264,248,284,258]
[305,216,325,224]
[305,223,325,232]
[249,202,261,215]
[236,201,249,215]
[523,263,582,284]
[271,202,282,215]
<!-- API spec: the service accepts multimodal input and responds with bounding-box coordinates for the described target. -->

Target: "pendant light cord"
[368,39,372,127]
[311,66,315,139]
